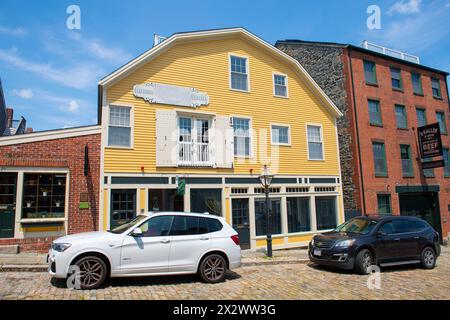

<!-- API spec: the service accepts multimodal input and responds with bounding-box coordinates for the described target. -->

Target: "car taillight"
[231,234,240,246]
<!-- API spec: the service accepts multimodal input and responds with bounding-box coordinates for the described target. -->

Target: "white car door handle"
[160,238,170,244]
[200,236,210,240]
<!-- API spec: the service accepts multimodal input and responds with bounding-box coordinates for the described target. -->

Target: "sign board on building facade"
[133,82,209,108]
[418,122,444,169]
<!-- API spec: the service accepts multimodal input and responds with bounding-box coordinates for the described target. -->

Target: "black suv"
[309,215,440,274]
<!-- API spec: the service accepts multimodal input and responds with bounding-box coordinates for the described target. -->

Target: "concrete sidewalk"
[0,248,310,272]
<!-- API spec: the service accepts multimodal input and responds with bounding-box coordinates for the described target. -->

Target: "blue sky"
[0,0,449,131]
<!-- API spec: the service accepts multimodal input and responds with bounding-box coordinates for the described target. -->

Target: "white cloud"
[66,32,132,64]
[0,48,104,90]
[35,114,86,129]
[364,1,449,53]
[388,0,421,15]
[20,89,89,114]
[12,88,33,99]
[0,25,26,36]
[67,100,80,112]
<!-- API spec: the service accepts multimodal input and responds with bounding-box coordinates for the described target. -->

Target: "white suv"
[48,212,241,289]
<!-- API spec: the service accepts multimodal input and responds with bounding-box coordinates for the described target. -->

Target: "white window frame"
[107,104,134,149]
[176,113,213,166]
[270,123,291,146]
[229,53,250,93]
[306,123,325,161]
[273,72,289,98]
[231,115,253,158]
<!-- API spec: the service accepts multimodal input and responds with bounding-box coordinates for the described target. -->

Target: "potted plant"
[41,188,48,197]
[55,200,62,208]
[26,200,33,208]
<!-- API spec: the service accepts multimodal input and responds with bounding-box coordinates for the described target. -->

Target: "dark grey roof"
[275,39,449,76]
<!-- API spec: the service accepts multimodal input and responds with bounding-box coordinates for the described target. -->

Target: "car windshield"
[109,215,148,234]
[334,218,378,235]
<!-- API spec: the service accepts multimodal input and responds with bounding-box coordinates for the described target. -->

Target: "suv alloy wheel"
[72,256,108,290]
[420,247,436,269]
[199,254,227,283]
[355,249,374,275]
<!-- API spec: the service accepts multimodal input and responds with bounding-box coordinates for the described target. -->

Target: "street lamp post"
[259,165,274,258]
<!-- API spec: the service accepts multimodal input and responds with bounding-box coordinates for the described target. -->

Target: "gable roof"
[98,27,343,118]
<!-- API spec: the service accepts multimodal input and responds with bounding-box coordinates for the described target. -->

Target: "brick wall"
[276,41,450,242]
[0,133,101,252]
[346,49,450,240]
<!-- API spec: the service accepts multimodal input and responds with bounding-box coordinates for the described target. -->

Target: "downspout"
[97,84,103,125]
[444,74,450,110]
[348,47,367,215]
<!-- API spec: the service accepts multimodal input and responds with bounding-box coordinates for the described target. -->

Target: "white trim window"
[230,55,249,91]
[273,73,288,97]
[232,117,251,157]
[271,124,290,145]
[108,106,132,147]
[307,125,324,160]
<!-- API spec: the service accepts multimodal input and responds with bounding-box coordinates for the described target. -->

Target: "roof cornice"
[0,125,101,146]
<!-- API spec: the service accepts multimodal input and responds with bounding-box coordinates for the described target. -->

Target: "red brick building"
[0,126,101,252]
[276,40,450,243]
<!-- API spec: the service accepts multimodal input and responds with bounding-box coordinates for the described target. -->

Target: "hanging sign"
[133,82,209,108]
[422,159,445,170]
[418,123,443,159]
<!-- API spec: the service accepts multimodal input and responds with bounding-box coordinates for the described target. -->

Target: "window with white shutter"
[155,109,177,167]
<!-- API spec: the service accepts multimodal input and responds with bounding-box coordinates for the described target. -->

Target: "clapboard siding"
[104,36,339,175]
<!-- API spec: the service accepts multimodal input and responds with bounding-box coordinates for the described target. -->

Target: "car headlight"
[52,243,72,252]
[310,237,315,246]
[334,239,355,248]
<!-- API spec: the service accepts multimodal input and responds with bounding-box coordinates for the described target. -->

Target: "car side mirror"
[131,227,143,237]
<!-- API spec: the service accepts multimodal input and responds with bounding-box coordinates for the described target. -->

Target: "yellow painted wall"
[139,188,146,213]
[103,188,109,231]
[256,237,285,247]
[288,234,313,243]
[104,36,339,176]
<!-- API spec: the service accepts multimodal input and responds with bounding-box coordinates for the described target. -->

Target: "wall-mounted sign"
[418,122,443,159]
[133,82,209,108]
[422,159,445,170]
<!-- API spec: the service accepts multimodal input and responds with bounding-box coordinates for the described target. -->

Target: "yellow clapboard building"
[98,28,344,250]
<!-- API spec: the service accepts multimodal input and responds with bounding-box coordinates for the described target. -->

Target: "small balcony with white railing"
[177,141,214,167]
[360,40,420,64]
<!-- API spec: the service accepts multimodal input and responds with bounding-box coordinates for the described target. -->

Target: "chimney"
[6,108,13,128]
[25,127,33,133]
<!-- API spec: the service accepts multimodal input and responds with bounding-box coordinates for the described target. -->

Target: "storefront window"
[190,188,222,216]
[111,189,136,229]
[22,173,66,219]
[315,196,337,230]
[287,197,311,233]
[255,198,281,236]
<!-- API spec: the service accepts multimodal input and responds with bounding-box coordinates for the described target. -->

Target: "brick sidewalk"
[0,247,448,300]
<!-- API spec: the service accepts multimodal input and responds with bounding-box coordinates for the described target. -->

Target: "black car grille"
[314,240,334,249]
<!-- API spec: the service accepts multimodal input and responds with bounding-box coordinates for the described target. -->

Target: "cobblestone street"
[0,247,448,300]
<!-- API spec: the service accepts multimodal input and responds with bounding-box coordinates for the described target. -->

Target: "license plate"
[314,249,322,256]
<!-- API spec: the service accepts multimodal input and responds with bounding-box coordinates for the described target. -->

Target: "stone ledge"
[0,245,19,254]
[0,265,47,272]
